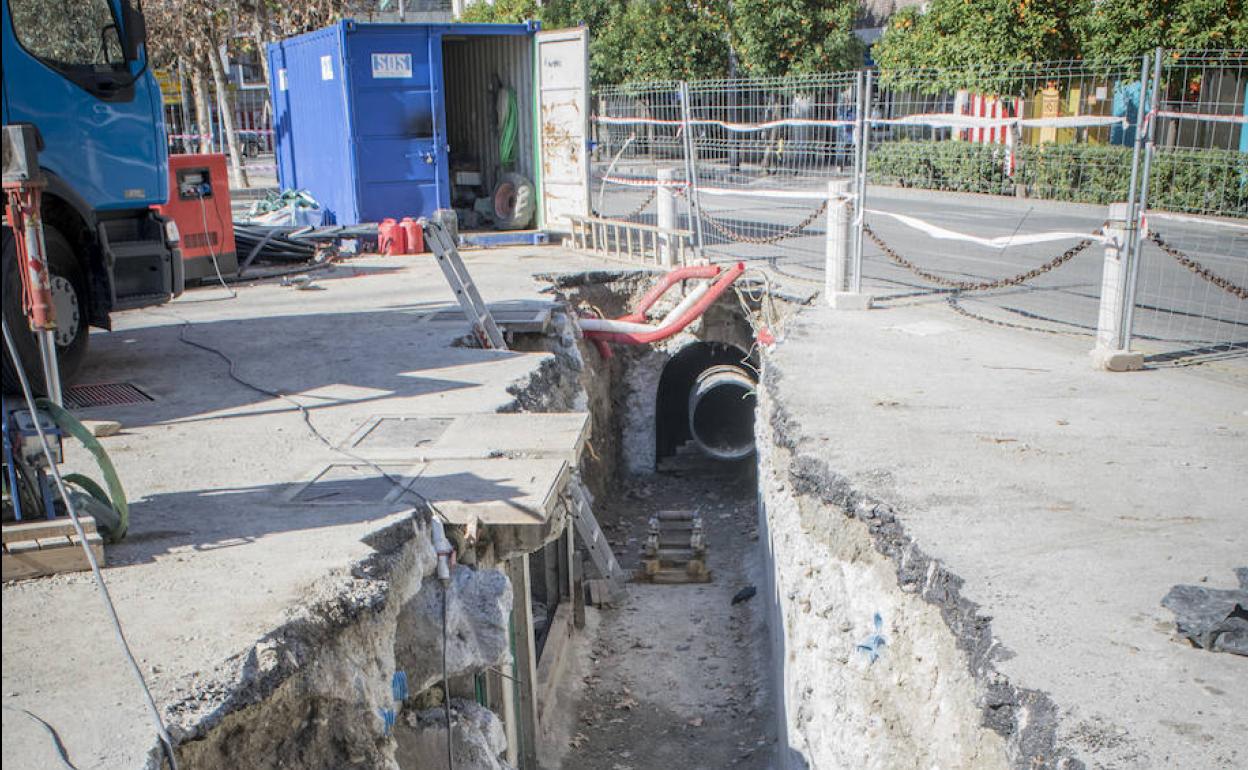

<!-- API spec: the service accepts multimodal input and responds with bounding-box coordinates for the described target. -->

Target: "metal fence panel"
[859,58,1144,337]
[687,73,859,269]
[1128,50,1248,361]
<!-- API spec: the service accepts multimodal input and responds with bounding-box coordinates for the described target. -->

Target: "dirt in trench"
[556,452,776,770]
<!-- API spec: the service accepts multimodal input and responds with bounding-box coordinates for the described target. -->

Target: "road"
[597,177,1248,359]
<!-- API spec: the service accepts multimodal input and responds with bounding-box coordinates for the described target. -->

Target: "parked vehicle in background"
[2,0,182,391]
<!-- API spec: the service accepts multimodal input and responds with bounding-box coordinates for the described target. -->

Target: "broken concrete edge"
[532,268,658,290]
[760,363,1086,770]
[156,512,432,752]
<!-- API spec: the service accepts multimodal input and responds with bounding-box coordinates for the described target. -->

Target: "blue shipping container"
[268,21,545,226]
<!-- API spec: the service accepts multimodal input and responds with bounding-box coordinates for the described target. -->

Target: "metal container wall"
[268,25,357,223]
[267,21,535,225]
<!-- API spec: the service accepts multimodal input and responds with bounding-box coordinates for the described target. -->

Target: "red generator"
[155,154,237,281]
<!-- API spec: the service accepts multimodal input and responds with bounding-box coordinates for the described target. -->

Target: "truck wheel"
[492,172,535,230]
[2,226,90,395]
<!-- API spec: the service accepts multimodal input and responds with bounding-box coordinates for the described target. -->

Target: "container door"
[346,26,445,223]
[535,28,590,232]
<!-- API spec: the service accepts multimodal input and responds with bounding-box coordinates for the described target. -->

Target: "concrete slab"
[345,411,590,462]
[763,301,1246,767]
[1,246,609,770]
[404,457,570,526]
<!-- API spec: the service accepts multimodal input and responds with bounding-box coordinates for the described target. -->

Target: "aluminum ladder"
[568,478,626,594]
[422,220,508,350]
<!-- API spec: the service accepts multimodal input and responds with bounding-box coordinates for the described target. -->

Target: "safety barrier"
[591,48,1246,367]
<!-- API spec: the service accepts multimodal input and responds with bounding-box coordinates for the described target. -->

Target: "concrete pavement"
[1,246,609,770]
[759,299,1247,767]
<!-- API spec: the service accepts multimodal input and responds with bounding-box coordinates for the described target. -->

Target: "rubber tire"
[492,172,536,230]
[2,226,90,395]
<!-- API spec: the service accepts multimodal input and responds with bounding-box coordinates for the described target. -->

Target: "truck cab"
[2,0,182,390]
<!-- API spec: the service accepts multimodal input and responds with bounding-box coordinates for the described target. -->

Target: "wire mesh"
[591,81,689,226]
[1129,50,1248,360]
[858,58,1144,334]
[687,73,859,268]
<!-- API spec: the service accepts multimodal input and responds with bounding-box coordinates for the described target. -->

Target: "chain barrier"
[862,223,1093,291]
[1146,231,1248,300]
[619,188,658,220]
[685,190,829,246]
[945,293,1094,337]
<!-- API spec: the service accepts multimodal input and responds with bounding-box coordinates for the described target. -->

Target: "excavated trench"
[173,267,1042,770]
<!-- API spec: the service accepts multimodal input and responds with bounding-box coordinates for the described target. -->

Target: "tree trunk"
[208,42,250,189]
[191,66,213,155]
[253,1,272,93]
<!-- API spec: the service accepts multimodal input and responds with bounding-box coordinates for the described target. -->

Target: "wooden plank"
[3,533,104,582]
[536,604,573,724]
[572,555,586,629]
[507,555,540,770]
[2,516,96,544]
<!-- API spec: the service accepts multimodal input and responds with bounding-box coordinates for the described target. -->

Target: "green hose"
[499,86,518,168]
[36,399,129,542]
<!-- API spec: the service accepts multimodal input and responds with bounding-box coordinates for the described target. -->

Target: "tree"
[1077,0,1248,62]
[872,0,1094,93]
[463,0,730,83]
[729,0,862,77]
[591,1,730,83]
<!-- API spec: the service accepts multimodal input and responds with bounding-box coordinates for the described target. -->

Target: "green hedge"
[867,140,1248,216]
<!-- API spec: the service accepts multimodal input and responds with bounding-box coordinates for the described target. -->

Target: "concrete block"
[395,565,513,695]
[1089,347,1145,372]
[827,292,874,311]
[80,419,121,437]
[395,699,510,770]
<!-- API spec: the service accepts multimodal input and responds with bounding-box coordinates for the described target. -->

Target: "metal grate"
[64,382,153,409]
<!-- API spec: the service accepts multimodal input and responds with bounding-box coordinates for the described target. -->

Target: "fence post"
[826,179,871,309]
[1091,202,1144,371]
[1118,47,1164,351]
[677,80,706,255]
[657,168,676,267]
[850,69,872,294]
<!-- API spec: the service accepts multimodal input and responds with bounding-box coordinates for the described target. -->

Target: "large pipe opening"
[656,342,757,464]
[689,364,756,460]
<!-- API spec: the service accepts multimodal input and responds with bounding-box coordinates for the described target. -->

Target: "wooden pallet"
[635,510,711,584]
[2,516,104,581]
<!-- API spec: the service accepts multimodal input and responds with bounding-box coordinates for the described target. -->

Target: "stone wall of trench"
[755,356,1077,770]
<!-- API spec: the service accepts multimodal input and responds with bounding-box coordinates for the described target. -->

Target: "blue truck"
[2,0,182,391]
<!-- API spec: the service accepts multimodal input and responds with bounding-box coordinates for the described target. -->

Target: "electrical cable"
[443,578,454,770]
[1,320,179,770]
[148,310,449,524]
[3,706,79,770]
[195,193,237,299]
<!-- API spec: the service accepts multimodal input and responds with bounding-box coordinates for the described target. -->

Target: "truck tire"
[492,172,535,230]
[2,226,90,395]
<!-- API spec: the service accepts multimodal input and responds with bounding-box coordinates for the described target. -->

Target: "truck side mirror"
[122,0,147,62]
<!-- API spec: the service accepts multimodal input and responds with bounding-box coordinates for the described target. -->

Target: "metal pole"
[1118,48,1163,350]
[657,168,676,266]
[850,70,870,294]
[677,81,706,255]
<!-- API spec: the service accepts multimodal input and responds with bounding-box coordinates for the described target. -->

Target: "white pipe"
[431,518,453,583]
[658,282,711,327]
[576,317,657,334]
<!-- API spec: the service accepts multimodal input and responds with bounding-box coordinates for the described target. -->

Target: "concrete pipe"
[688,364,756,461]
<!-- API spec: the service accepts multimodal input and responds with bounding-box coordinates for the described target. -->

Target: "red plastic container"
[378,218,406,255]
[400,217,424,253]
